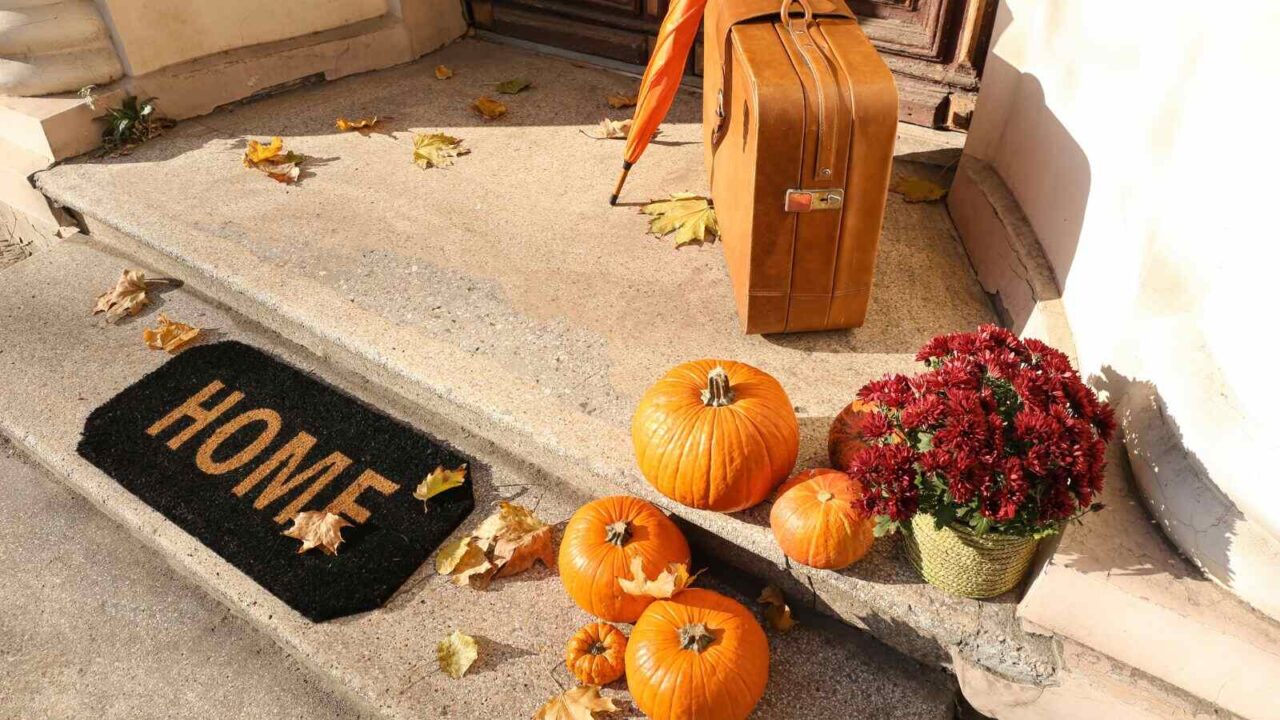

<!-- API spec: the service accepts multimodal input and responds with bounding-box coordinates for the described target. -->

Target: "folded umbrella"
[610,0,708,205]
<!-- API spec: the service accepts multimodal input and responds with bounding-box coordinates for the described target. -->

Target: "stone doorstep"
[0,241,957,720]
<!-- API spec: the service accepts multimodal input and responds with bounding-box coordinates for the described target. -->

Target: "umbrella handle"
[779,0,814,28]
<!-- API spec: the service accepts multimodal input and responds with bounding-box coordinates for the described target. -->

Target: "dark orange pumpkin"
[770,468,875,569]
[558,496,691,623]
[632,360,799,512]
[565,622,628,685]
[625,588,769,720]
[828,399,874,471]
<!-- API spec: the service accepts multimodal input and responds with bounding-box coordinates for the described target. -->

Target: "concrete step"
[32,36,1058,689]
[0,239,958,720]
[0,435,368,720]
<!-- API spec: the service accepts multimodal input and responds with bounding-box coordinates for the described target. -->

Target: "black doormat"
[78,341,475,621]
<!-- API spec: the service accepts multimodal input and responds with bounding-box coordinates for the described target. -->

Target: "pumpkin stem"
[589,641,608,656]
[678,623,715,653]
[604,520,631,547]
[816,490,834,502]
[700,366,735,407]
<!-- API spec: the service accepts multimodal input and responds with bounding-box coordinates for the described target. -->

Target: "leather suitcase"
[704,0,897,334]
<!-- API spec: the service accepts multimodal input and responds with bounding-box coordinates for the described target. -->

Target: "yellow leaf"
[437,502,555,588]
[534,686,618,720]
[890,174,948,203]
[471,96,507,120]
[282,511,351,555]
[757,584,796,632]
[605,92,637,109]
[415,464,467,505]
[243,137,304,184]
[437,630,479,679]
[93,269,149,321]
[243,136,283,165]
[640,193,719,247]
[584,118,632,140]
[617,556,699,599]
[335,116,380,132]
[413,132,469,169]
[435,65,454,80]
[494,78,532,94]
[142,313,201,353]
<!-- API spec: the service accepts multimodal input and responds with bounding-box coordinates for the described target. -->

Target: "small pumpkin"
[828,399,874,471]
[564,622,628,685]
[770,468,875,569]
[632,360,799,512]
[559,495,691,623]
[626,588,769,720]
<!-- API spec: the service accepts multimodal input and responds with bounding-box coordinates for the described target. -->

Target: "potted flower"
[846,325,1115,598]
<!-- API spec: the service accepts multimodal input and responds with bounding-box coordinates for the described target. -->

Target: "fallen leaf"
[617,556,699,599]
[757,584,796,632]
[282,511,351,555]
[437,630,479,679]
[471,96,507,120]
[142,313,201,353]
[890,174,948,202]
[640,193,719,247]
[435,65,454,80]
[605,92,637,109]
[534,686,618,720]
[436,501,554,587]
[335,116,380,132]
[415,464,468,506]
[494,78,532,94]
[585,118,632,140]
[93,269,150,321]
[244,136,284,164]
[243,136,304,184]
[413,132,470,169]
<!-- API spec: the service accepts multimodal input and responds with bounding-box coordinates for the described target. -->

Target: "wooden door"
[468,0,994,129]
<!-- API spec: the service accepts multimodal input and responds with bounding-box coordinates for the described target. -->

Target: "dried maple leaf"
[494,78,532,94]
[890,174,948,203]
[335,116,380,132]
[471,96,507,120]
[617,556,699,599]
[605,92,637,109]
[534,686,618,720]
[415,464,467,506]
[243,136,304,184]
[244,136,284,164]
[437,502,555,587]
[93,269,150,321]
[437,630,479,679]
[758,584,796,632]
[435,65,454,80]
[436,537,497,588]
[282,511,351,555]
[142,313,201,353]
[413,132,469,169]
[641,193,719,247]
[584,118,632,140]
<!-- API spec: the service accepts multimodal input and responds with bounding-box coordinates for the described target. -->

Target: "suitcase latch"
[784,189,844,212]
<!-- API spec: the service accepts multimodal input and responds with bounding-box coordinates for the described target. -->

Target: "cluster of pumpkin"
[552,360,875,720]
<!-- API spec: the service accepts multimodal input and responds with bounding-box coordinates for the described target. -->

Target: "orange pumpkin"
[565,622,628,685]
[632,360,799,512]
[559,496,691,623]
[828,399,874,471]
[626,588,769,720]
[770,468,875,569]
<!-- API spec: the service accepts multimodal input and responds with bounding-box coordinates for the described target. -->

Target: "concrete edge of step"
[33,175,1060,687]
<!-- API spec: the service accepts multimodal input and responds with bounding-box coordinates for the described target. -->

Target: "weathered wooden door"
[468,0,994,129]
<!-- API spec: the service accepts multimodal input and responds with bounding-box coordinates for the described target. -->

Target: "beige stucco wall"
[960,1,1280,618]
[97,0,390,76]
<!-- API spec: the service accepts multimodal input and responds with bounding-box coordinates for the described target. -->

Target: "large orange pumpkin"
[564,622,628,685]
[559,496,691,623]
[626,588,769,720]
[632,360,799,512]
[828,399,874,471]
[770,468,875,569]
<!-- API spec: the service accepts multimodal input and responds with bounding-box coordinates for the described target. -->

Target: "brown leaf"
[243,136,304,184]
[93,269,150,321]
[335,116,380,132]
[494,78,532,94]
[534,686,618,720]
[641,193,719,247]
[435,502,554,587]
[757,584,796,632]
[584,118,632,140]
[890,174,948,203]
[413,132,469,169]
[471,96,507,120]
[605,92,637,109]
[282,511,351,555]
[142,313,201,353]
[435,65,454,80]
[617,556,699,599]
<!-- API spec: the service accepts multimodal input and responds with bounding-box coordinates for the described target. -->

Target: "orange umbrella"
[609,0,708,205]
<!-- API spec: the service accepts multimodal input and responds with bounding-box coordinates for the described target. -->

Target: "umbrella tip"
[609,193,620,206]
[610,162,633,206]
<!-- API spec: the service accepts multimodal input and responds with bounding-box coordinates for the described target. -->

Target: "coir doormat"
[78,341,474,621]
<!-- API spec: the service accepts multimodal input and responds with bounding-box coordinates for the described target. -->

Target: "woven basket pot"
[903,513,1040,598]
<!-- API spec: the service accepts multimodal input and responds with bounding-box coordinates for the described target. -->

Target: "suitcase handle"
[779,0,814,27]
